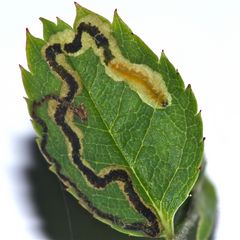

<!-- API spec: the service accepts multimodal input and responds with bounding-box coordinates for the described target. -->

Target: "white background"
[1,0,240,239]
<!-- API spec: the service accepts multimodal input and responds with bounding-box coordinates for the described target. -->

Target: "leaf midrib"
[77,65,162,224]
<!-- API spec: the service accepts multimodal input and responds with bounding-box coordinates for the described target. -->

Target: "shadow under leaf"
[24,137,153,240]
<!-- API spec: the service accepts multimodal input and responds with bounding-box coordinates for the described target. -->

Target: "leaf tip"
[56,16,63,25]
[198,109,202,115]
[74,1,87,12]
[23,96,29,103]
[19,64,23,70]
[160,49,165,58]
[40,17,56,27]
[186,84,191,90]
[56,16,62,25]
[25,28,35,40]
[114,8,118,16]
[26,28,30,36]
[49,164,56,173]
[74,1,80,7]
[39,16,54,26]
[74,2,95,29]
[160,49,167,61]
[55,16,62,24]
[113,7,122,23]
[19,64,31,76]
[175,68,179,75]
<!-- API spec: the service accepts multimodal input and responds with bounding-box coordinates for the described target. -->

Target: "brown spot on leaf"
[73,103,88,122]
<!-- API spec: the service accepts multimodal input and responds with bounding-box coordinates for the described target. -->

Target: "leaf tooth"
[159,52,185,90]
[198,158,206,173]
[113,8,126,29]
[56,17,72,30]
[39,17,57,41]
[74,2,92,29]
[25,27,35,38]
[192,109,204,143]
[74,2,110,30]
[185,83,198,114]
[40,16,72,41]
[74,1,80,8]
[39,17,55,25]
[113,8,119,20]
[25,97,33,115]
[160,50,166,61]
[20,65,36,100]
[113,10,159,69]
[23,96,29,104]
[198,165,202,171]
[23,96,30,105]
[186,83,191,90]
[26,29,45,73]
[31,118,45,137]
[74,2,92,14]
[19,64,27,73]
[113,8,134,36]
[195,109,202,117]
[20,66,32,81]
[49,164,56,173]
[75,2,109,22]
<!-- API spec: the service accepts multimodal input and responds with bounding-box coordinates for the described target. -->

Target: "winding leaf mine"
[20,3,215,239]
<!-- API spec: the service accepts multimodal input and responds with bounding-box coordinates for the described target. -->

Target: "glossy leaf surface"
[21,3,216,239]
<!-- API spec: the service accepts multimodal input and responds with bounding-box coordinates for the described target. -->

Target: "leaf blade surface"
[22,4,216,239]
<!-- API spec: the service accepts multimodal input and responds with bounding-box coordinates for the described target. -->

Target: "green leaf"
[175,176,217,240]
[22,3,217,239]
[40,17,72,42]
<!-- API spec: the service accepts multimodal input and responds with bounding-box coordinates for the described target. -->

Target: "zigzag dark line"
[31,96,156,235]
[33,21,160,237]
